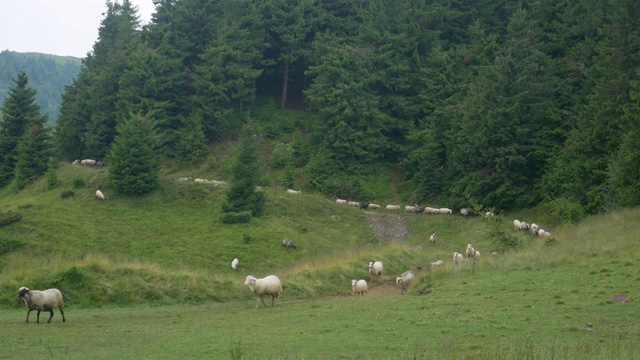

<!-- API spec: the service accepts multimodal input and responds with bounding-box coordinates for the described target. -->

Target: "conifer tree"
[0,72,45,187]
[174,114,207,166]
[13,121,51,189]
[221,128,265,219]
[106,114,162,195]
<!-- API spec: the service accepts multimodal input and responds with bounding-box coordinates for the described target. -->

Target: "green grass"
[0,162,639,359]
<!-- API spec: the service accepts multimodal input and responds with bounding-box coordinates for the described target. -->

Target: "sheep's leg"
[60,309,65,322]
[25,309,32,323]
[47,310,54,323]
[36,310,41,323]
[271,294,276,306]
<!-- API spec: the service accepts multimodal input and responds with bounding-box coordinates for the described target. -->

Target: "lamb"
[80,159,96,166]
[368,261,383,282]
[17,287,65,323]
[244,275,282,308]
[453,252,464,265]
[336,199,347,204]
[231,258,239,271]
[95,189,106,200]
[282,238,297,249]
[395,270,416,294]
[286,189,301,194]
[351,279,368,296]
[429,233,437,243]
[385,205,400,210]
[466,244,479,259]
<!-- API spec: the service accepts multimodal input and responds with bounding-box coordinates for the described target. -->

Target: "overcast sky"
[0,0,156,58]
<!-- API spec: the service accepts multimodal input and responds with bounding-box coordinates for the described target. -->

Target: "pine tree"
[106,114,162,195]
[174,114,207,166]
[221,129,266,219]
[0,72,46,187]
[13,121,51,189]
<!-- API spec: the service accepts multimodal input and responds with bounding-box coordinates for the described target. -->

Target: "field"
[0,162,638,359]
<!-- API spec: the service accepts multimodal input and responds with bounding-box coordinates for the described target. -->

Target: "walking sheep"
[351,279,368,296]
[17,287,65,323]
[453,252,464,265]
[244,275,282,308]
[231,258,239,271]
[368,261,383,282]
[466,244,479,259]
[429,233,437,243]
[395,270,416,294]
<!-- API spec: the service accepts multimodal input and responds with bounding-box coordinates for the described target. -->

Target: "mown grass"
[0,162,638,359]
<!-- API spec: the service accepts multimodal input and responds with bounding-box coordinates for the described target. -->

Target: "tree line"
[2,0,639,220]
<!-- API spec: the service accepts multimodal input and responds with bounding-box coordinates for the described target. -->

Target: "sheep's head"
[351,279,357,287]
[244,276,256,287]
[17,287,29,299]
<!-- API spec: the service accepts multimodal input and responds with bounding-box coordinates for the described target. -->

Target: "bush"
[61,190,75,198]
[46,169,61,190]
[72,178,85,189]
[547,197,587,226]
[220,211,253,224]
[485,214,520,252]
[0,210,22,227]
[270,142,293,169]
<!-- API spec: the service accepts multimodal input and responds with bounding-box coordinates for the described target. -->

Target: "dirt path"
[365,211,409,244]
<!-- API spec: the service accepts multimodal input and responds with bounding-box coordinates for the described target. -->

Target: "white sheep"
[368,261,383,282]
[429,233,437,243]
[72,159,79,164]
[347,201,359,207]
[460,208,470,216]
[17,287,65,323]
[231,258,239,271]
[336,199,347,204]
[244,275,282,308]
[211,180,227,185]
[95,189,106,200]
[385,205,400,210]
[282,238,297,249]
[194,178,208,183]
[439,207,453,215]
[431,260,444,268]
[177,177,192,182]
[530,223,540,235]
[404,205,417,213]
[367,203,381,209]
[453,252,464,265]
[395,270,416,294]
[513,219,522,231]
[286,189,301,194]
[80,159,96,166]
[424,207,438,214]
[466,244,479,259]
[519,221,530,231]
[351,279,368,296]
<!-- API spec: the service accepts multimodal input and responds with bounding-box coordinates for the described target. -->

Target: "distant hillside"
[0,50,81,124]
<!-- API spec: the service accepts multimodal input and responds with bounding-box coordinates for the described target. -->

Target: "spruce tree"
[221,129,265,220]
[106,114,162,195]
[13,121,51,189]
[0,72,45,187]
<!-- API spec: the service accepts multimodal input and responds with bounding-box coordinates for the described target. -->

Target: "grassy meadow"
[0,161,638,359]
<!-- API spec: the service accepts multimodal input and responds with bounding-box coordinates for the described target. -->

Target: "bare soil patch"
[365,211,409,244]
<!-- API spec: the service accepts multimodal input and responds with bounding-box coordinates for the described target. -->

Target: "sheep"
[460,208,470,217]
[414,204,425,213]
[530,223,540,235]
[194,178,208,183]
[368,261,383,282]
[439,208,453,215]
[367,203,381,210]
[347,201,359,207]
[282,238,297,249]
[385,205,401,211]
[395,270,416,294]
[429,233,437,243]
[72,159,79,164]
[210,180,227,186]
[351,279,368,296]
[231,258,239,271]
[466,244,479,259]
[95,189,106,200]
[17,287,65,323]
[453,252,464,265]
[404,205,417,213]
[177,177,192,182]
[423,207,438,214]
[431,260,444,268]
[80,159,96,166]
[513,219,522,231]
[519,221,530,231]
[358,202,370,209]
[336,199,347,204]
[244,275,282,308]
[286,189,301,194]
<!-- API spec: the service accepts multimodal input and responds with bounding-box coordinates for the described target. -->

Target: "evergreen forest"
[4,0,640,217]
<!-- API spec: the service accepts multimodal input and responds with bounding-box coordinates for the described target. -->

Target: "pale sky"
[0,0,156,58]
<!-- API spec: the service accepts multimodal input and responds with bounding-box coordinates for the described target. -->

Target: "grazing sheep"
[95,189,106,200]
[424,207,438,214]
[368,261,383,282]
[244,275,282,308]
[513,219,522,231]
[367,203,380,209]
[17,287,65,323]
[210,180,227,186]
[542,231,551,237]
[395,270,416,294]
[177,177,192,182]
[358,202,370,209]
[347,201,359,207]
[466,244,479,259]
[439,208,453,215]
[72,159,79,164]
[286,189,301,194]
[519,221,530,231]
[431,260,444,268]
[351,279,368,296]
[453,252,464,265]
[460,208,470,216]
[231,258,239,271]
[336,199,347,204]
[385,205,401,210]
[80,159,96,166]
[429,233,437,243]
[282,238,297,249]
[404,205,417,213]
[414,204,425,213]
[194,178,208,183]
[530,223,540,235]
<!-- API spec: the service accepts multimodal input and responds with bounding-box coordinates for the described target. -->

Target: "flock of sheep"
[513,219,552,237]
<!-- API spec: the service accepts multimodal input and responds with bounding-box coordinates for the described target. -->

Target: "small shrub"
[0,236,24,255]
[486,214,520,252]
[46,169,61,190]
[544,237,558,247]
[220,211,252,224]
[0,210,22,227]
[73,178,86,189]
[61,190,75,198]
[54,266,88,287]
[270,143,293,169]
[547,197,587,225]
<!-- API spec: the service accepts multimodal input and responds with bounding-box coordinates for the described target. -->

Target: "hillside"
[0,50,81,124]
